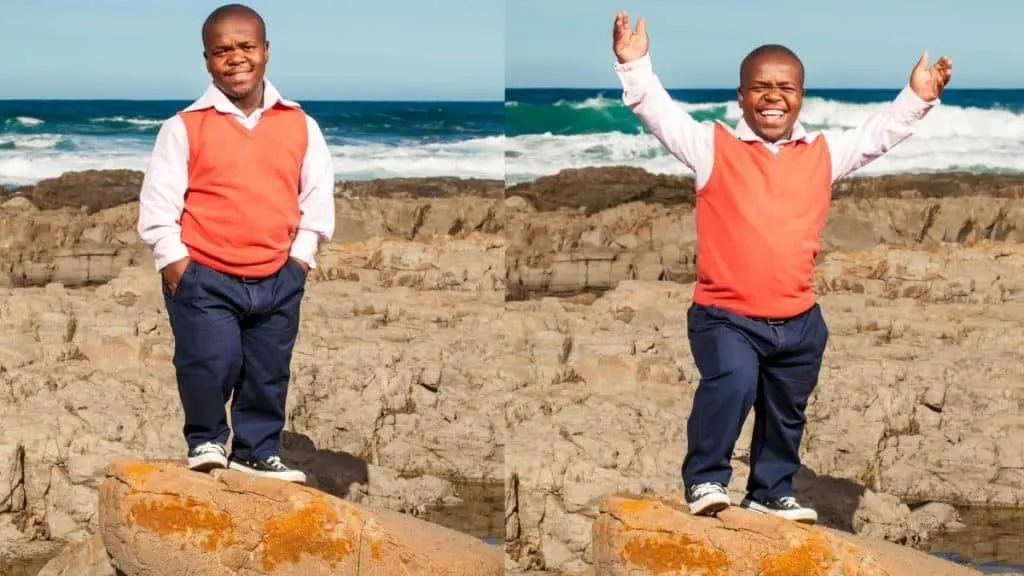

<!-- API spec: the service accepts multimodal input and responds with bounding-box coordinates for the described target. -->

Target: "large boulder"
[97,459,502,576]
[591,494,981,576]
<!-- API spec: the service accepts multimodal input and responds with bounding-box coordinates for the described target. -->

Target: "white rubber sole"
[228,461,307,484]
[688,492,731,515]
[188,452,228,472]
[741,498,818,524]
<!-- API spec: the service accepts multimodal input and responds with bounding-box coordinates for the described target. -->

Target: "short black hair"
[739,44,804,86]
[201,3,266,47]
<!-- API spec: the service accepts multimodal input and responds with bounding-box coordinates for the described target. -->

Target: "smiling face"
[737,49,805,143]
[202,13,269,109]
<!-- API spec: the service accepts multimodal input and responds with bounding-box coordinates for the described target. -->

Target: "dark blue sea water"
[5,89,1021,187]
[0,99,503,186]
[505,88,1024,184]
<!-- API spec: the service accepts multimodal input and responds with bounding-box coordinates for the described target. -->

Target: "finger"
[613,12,628,39]
[636,16,647,37]
[937,65,951,86]
[936,58,952,81]
[914,51,929,72]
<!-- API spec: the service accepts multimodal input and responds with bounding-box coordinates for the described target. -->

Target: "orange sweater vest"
[692,123,832,318]
[178,105,308,278]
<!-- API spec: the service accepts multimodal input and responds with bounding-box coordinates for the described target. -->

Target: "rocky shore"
[0,170,506,573]
[503,167,1024,574]
[2,166,1023,574]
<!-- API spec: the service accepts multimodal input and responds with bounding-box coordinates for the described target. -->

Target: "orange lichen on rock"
[129,496,237,552]
[117,461,160,482]
[620,531,729,576]
[260,496,360,570]
[759,532,837,576]
[611,497,657,518]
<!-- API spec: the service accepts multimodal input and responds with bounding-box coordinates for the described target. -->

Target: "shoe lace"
[265,455,287,471]
[778,496,799,508]
[197,442,225,456]
[691,483,723,499]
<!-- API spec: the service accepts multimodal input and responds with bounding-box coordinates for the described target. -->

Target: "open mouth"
[758,109,787,125]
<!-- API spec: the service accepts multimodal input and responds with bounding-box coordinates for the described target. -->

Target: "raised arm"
[137,117,190,271]
[612,12,713,184]
[825,52,952,182]
[289,115,336,270]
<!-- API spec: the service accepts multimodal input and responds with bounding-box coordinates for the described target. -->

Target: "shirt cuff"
[614,53,654,94]
[892,84,939,125]
[152,235,190,271]
[289,229,322,269]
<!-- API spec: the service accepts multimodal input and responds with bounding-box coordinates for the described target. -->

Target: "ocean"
[0,99,504,186]
[505,87,1024,184]
[5,90,1023,187]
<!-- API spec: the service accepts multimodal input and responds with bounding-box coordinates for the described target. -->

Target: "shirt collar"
[731,117,810,145]
[182,79,301,117]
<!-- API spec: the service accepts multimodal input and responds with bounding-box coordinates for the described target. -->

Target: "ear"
[736,86,743,105]
[203,52,212,74]
[265,41,271,63]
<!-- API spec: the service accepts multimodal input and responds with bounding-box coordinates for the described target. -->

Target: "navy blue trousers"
[162,258,306,460]
[682,302,828,502]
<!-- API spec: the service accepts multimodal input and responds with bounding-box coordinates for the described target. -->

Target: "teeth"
[761,110,784,117]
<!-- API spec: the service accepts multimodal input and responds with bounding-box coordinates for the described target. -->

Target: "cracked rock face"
[505,167,1024,298]
[35,534,112,576]
[0,171,506,567]
[503,168,1024,574]
[5,167,1024,574]
[0,261,505,563]
[97,459,503,575]
[504,253,1024,572]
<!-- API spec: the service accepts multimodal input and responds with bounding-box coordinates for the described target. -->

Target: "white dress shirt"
[614,54,939,190]
[136,79,336,271]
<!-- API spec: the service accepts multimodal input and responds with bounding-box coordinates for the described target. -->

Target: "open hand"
[909,52,952,101]
[613,11,648,64]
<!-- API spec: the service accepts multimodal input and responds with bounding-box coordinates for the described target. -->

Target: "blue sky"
[507,0,1019,89]
[0,0,503,100]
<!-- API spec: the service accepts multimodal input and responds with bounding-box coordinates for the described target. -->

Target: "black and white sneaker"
[229,454,306,484]
[685,482,731,515]
[740,495,818,524]
[187,442,228,472]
